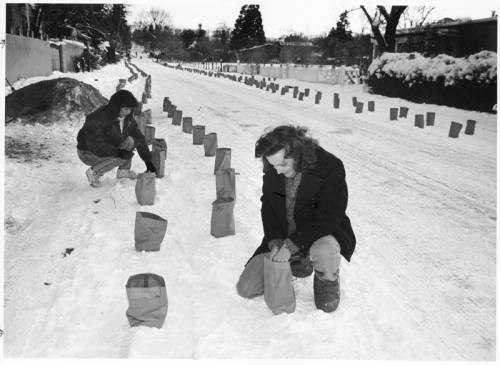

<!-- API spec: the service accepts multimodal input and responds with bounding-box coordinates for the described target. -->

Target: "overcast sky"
[125,0,499,38]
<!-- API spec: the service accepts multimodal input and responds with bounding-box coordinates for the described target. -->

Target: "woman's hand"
[271,245,291,263]
[119,136,135,151]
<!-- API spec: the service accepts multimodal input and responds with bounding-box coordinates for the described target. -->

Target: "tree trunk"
[360,5,387,53]
[382,6,407,52]
[361,5,407,54]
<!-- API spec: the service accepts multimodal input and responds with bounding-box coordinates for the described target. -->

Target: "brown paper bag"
[182,117,193,133]
[151,150,166,178]
[214,148,231,174]
[215,168,235,201]
[263,254,296,315]
[135,172,156,205]
[134,212,168,252]
[125,273,168,328]
[167,105,176,118]
[143,109,152,125]
[152,138,167,160]
[203,133,218,156]
[145,126,155,145]
[192,125,205,145]
[173,110,183,125]
[210,198,235,238]
[163,97,171,112]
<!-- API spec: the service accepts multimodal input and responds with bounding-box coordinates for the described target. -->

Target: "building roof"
[239,41,317,53]
[396,16,497,35]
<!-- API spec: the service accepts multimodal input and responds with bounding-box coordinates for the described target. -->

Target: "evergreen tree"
[108,4,131,49]
[11,3,132,50]
[315,10,372,62]
[327,11,352,42]
[179,29,196,48]
[229,5,266,50]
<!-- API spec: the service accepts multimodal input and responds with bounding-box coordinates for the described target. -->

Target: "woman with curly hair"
[237,125,356,313]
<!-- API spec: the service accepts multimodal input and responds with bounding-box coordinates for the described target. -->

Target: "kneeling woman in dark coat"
[76,89,156,187]
[237,125,356,313]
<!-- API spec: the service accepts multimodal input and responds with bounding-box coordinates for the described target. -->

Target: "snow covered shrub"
[367,51,497,112]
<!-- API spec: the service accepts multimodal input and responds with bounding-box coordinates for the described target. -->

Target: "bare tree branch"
[360,5,386,50]
[136,8,172,29]
[377,6,390,22]
[361,5,407,53]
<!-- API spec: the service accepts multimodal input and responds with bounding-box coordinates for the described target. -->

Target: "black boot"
[313,271,340,313]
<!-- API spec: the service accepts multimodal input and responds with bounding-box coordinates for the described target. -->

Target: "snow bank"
[368,51,497,86]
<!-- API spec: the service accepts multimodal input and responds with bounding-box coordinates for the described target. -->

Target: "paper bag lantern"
[145,126,155,145]
[203,133,218,156]
[152,138,167,160]
[134,212,168,252]
[263,255,296,315]
[192,125,205,145]
[214,148,231,174]
[151,150,166,178]
[215,168,236,201]
[210,198,235,238]
[182,117,193,133]
[125,273,168,328]
[135,172,156,205]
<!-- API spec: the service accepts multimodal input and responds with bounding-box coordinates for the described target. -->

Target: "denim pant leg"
[77,149,131,175]
[236,253,266,298]
[309,235,341,281]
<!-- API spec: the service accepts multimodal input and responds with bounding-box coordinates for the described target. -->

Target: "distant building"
[394,16,497,57]
[279,41,320,63]
[237,41,321,63]
[237,43,279,63]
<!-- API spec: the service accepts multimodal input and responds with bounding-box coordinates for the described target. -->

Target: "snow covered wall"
[6,34,52,83]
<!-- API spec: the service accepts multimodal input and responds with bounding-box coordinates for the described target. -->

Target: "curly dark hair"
[255,125,318,173]
[108,90,138,118]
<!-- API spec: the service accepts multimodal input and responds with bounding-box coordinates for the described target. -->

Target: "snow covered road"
[4,58,496,359]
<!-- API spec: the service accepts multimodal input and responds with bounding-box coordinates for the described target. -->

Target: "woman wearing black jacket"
[237,125,356,313]
[77,90,156,187]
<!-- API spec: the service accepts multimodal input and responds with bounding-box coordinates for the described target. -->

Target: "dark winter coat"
[251,146,356,261]
[77,105,151,163]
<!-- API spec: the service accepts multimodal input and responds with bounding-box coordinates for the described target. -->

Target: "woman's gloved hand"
[145,161,157,174]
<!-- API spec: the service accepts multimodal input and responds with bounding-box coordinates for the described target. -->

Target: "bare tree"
[360,5,407,53]
[135,8,172,29]
[401,6,436,29]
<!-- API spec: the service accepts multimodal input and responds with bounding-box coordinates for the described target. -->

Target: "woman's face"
[266,148,296,177]
[119,107,132,118]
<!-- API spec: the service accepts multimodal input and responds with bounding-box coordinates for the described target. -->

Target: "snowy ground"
[3,58,497,360]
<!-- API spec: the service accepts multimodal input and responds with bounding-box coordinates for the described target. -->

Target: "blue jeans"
[77,149,132,176]
[236,235,341,299]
